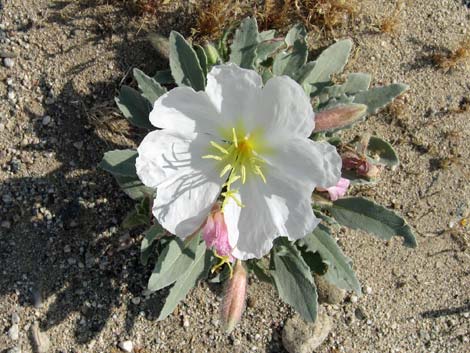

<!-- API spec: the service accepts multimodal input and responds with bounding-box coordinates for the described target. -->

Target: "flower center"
[202,127,267,208]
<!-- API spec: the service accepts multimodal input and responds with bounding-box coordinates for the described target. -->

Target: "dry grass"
[433,38,470,72]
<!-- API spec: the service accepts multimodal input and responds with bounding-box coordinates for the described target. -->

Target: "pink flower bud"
[323,177,350,201]
[221,260,247,333]
[313,104,367,133]
[202,204,233,259]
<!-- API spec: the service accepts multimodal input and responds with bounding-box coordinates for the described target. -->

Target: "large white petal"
[150,87,222,136]
[152,135,224,237]
[224,180,278,260]
[205,63,263,132]
[265,139,342,190]
[136,129,196,188]
[256,76,314,139]
[224,164,321,260]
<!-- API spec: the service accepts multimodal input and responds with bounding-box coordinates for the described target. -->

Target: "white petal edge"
[255,75,314,139]
[205,63,263,132]
[265,139,342,190]
[150,87,222,136]
[152,140,224,237]
[136,129,197,189]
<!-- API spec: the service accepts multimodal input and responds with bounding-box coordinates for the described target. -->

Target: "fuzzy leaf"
[115,86,153,129]
[141,224,165,265]
[285,23,307,46]
[256,38,284,63]
[157,241,210,320]
[270,241,318,322]
[301,39,353,94]
[169,31,206,91]
[99,149,137,177]
[194,44,208,76]
[367,136,400,168]
[328,197,417,247]
[273,40,308,77]
[229,17,259,69]
[114,175,153,201]
[353,84,408,114]
[148,235,200,293]
[259,29,276,41]
[133,68,167,104]
[299,224,361,294]
[343,73,371,94]
[153,69,175,85]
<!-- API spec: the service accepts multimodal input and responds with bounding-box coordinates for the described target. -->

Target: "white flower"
[136,63,341,260]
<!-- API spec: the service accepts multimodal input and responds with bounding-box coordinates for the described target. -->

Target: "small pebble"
[42,115,51,126]
[350,295,358,303]
[365,286,372,295]
[8,324,19,340]
[3,57,14,68]
[11,312,20,324]
[131,297,141,305]
[119,340,134,352]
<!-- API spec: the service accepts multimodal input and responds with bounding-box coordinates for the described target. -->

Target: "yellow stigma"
[202,125,268,209]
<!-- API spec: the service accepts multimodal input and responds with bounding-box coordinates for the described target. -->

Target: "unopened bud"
[203,42,220,66]
[221,260,247,333]
[313,104,367,132]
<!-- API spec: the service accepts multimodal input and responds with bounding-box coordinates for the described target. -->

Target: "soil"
[0,0,469,352]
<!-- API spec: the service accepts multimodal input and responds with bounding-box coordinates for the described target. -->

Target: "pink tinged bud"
[325,177,350,201]
[222,260,247,333]
[202,209,233,259]
[313,104,367,133]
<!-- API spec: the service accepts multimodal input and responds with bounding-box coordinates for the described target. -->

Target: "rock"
[8,324,19,340]
[119,340,134,352]
[4,57,14,68]
[131,297,141,305]
[31,321,50,353]
[7,346,21,353]
[314,274,346,304]
[282,308,332,353]
[11,312,20,324]
[42,115,51,126]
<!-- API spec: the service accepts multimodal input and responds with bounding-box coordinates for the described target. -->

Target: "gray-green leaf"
[270,242,318,322]
[114,175,154,201]
[229,17,259,69]
[115,86,153,129]
[194,44,208,77]
[157,241,210,320]
[148,235,200,293]
[299,224,361,294]
[133,68,167,104]
[99,149,137,177]
[353,84,408,114]
[273,40,308,78]
[141,224,165,265]
[328,197,417,247]
[169,31,206,91]
[301,39,353,94]
[285,23,307,46]
[367,136,400,169]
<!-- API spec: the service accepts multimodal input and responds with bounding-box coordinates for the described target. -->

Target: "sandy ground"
[0,0,469,352]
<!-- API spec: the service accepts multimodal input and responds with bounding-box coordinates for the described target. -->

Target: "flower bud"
[313,104,367,132]
[202,204,232,259]
[221,260,247,333]
[203,42,220,66]
[317,177,350,201]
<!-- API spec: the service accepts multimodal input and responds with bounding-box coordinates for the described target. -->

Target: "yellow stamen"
[202,154,222,161]
[241,165,246,184]
[254,165,267,184]
[220,163,233,178]
[211,250,234,278]
[210,141,229,154]
[232,127,238,148]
